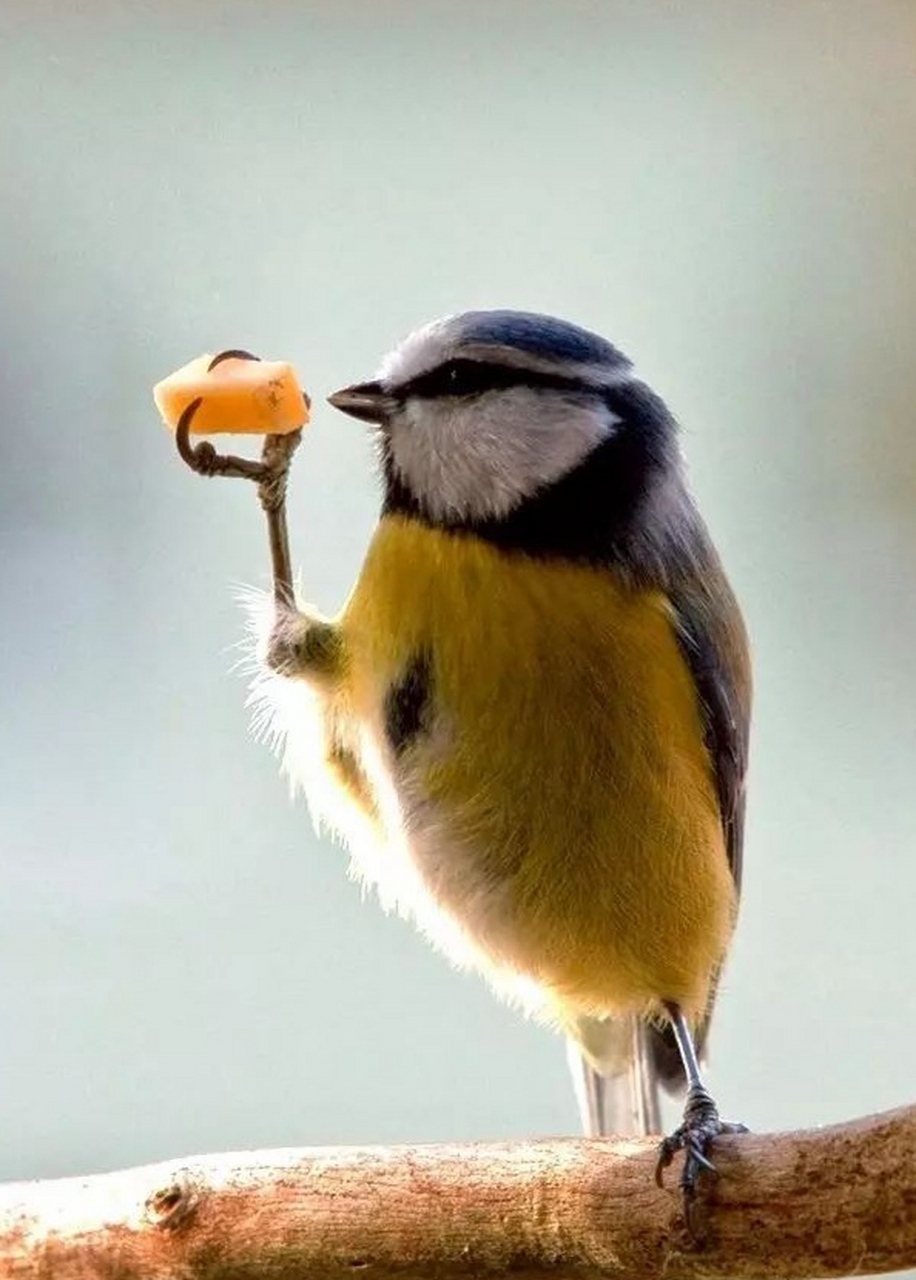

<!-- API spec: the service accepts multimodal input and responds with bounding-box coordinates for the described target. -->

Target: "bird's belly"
[269,516,737,1023]
[289,687,735,1024]
[387,739,735,1023]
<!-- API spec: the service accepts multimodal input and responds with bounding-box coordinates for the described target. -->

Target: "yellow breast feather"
[316,514,737,1024]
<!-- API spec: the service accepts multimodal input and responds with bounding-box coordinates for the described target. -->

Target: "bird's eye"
[405,358,519,400]
[437,361,470,391]
[434,360,495,397]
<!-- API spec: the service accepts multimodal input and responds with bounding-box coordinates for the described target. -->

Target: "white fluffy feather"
[241,587,550,1019]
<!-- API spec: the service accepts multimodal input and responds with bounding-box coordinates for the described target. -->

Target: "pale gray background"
[1,0,914,1216]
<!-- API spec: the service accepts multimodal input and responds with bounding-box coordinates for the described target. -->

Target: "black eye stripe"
[398,358,591,401]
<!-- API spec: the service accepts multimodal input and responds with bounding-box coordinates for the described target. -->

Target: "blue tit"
[257,310,751,1201]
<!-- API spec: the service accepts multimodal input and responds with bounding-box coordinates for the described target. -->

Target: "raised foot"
[265,611,343,682]
[655,1085,747,1238]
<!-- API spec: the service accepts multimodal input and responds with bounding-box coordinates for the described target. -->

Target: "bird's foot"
[265,611,343,684]
[655,1084,747,1240]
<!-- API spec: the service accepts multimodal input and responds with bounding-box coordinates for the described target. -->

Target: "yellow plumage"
[267,512,736,1031]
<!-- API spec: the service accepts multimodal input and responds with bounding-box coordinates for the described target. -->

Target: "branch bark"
[1,1104,914,1279]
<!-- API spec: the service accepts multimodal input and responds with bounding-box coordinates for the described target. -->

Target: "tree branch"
[2,1103,914,1279]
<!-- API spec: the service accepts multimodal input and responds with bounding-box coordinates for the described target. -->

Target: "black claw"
[655,1085,747,1241]
[685,1141,718,1179]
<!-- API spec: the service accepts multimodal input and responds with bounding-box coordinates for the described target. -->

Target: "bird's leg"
[172,352,304,610]
[655,1001,747,1238]
[171,353,343,688]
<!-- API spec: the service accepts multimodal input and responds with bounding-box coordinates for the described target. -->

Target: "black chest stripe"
[384,652,434,756]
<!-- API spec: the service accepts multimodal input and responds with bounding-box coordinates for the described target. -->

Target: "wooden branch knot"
[144,1175,199,1233]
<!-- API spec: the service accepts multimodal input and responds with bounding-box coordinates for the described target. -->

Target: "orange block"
[153,352,310,435]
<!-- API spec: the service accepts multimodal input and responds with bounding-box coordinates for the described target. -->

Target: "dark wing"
[649,520,752,1087]
[668,543,751,892]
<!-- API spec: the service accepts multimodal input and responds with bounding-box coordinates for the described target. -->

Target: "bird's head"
[328,311,681,555]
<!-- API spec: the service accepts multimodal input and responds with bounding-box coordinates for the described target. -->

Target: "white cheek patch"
[389,389,620,523]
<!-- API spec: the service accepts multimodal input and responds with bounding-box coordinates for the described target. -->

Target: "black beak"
[327,380,396,424]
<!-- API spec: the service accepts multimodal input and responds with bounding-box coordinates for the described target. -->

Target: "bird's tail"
[566,1016,666,1137]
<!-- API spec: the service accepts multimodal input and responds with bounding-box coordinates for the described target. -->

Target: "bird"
[255,309,751,1217]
